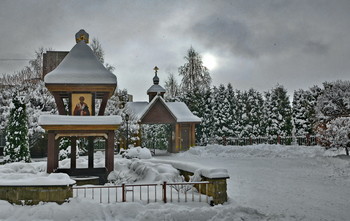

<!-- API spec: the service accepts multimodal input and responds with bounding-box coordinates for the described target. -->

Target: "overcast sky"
[1,0,350,101]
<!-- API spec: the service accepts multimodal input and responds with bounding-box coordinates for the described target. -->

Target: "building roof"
[126,96,201,123]
[146,84,166,94]
[38,115,122,126]
[44,40,117,85]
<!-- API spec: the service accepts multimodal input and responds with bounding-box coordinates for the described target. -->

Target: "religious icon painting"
[71,93,92,116]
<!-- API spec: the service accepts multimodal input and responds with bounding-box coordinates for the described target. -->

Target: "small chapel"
[39,30,122,183]
[125,66,201,153]
[38,29,200,182]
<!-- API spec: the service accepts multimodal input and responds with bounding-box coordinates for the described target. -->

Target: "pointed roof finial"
[153,66,160,85]
[154,66,159,75]
[75,29,89,43]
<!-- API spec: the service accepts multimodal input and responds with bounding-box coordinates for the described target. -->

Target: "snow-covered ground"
[0,144,349,221]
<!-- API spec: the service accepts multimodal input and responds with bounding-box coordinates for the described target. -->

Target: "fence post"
[122,183,126,202]
[250,137,252,145]
[277,136,281,144]
[163,181,167,203]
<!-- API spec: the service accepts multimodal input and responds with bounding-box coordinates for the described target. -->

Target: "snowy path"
[156,145,350,220]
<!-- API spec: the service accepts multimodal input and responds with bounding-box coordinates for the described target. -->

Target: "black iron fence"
[213,135,318,146]
[73,181,210,204]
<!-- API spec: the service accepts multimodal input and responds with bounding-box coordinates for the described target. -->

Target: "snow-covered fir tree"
[322,117,350,155]
[263,85,293,138]
[316,80,350,121]
[211,84,232,139]
[141,124,171,150]
[292,89,318,136]
[3,93,31,163]
[196,89,214,145]
[242,89,264,137]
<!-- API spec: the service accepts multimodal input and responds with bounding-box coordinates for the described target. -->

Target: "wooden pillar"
[88,137,94,169]
[98,93,109,116]
[52,93,66,115]
[190,123,196,147]
[71,137,77,169]
[174,124,181,153]
[47,132,56,173]
[105,131,115,172]
[54,138,59,169]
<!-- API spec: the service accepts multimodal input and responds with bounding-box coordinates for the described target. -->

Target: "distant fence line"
[208,135,318,146]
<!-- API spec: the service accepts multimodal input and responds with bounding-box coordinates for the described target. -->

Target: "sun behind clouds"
[202,53,218,70]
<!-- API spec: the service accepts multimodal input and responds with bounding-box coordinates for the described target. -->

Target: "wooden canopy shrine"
[39,30,120,181]
[126,67,201,153]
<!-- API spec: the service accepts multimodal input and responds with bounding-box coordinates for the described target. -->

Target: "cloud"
[0,0,350,100]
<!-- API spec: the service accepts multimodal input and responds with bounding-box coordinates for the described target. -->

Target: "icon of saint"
[74,96,90,116]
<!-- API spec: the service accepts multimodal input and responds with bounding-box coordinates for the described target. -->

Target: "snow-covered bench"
[149,159,229,205]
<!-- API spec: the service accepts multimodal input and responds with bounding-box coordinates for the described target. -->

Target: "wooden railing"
[73,181,210,204]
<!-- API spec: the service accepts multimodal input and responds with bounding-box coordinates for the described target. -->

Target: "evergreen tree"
[3,93,31,163]
[242,89,264,137]
[212,84,232,139]
[264,85,293,138]
[316,80,350,121]
[225,83,237,138]
[292,89,317,136]
[196,88,214,145]
[234,89,245,137]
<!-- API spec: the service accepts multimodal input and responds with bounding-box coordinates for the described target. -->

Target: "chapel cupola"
[75,29,89,43]
[44,29,117,116]
[147,66,166,102]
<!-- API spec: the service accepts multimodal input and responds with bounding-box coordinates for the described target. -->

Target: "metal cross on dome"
[153,66,159,74]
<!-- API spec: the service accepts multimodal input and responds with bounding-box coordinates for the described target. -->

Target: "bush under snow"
[122,146,152,159]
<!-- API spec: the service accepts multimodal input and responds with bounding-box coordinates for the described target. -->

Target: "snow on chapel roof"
[44,30,117,85]
[39,115,122,126]
[126,96,201,123]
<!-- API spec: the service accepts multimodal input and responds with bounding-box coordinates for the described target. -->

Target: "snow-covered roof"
[126,96,201,123]
[44,41,117,85]
[147,84,166,94]
[166,102,201,123]
[38,115,122,126]
[125,102,149,119]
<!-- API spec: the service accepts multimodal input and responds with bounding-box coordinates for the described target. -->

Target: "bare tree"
[178,47,211,94]
[164,72,180,101]
[90,38,115,72]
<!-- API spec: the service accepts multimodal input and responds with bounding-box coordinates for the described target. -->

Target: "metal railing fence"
[73,181,210,204]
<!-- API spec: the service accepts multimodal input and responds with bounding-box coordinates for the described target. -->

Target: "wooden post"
[71,137,77,169]
[47,132,55,173]
[106,131,115,172]
[54,138,59,170]
[174,124,181,152]
[122,183,126,202]
[190,123,196,147]
[98,93,109,116]
[88,137,94,169]
[163,181,167,203]
[52,93,66,115]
